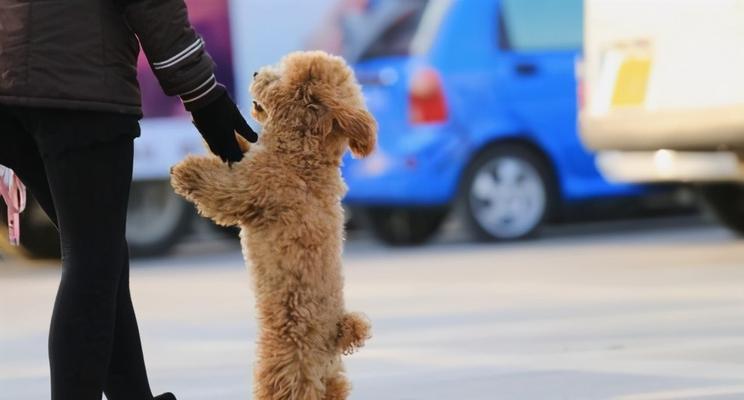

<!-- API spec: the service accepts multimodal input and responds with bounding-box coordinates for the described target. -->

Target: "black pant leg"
[4,106,154,400]
[103,240,154,400]
[41,136,152,400]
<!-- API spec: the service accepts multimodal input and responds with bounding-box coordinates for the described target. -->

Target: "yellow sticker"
[612,57,652,107]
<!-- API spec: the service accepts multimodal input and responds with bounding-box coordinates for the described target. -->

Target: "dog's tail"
[337,312,371,355]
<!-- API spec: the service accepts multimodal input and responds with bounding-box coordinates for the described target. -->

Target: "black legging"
[0,106,153,400]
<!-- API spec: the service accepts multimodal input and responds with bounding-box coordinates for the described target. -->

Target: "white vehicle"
[579,0,744,233]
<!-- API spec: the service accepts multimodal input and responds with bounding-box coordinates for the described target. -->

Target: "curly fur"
[171,51,375,400]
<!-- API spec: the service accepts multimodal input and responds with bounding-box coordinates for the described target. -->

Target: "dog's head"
[250,51,377,160]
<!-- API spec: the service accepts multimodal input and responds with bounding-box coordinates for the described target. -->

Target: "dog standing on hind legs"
[171,51,375,400]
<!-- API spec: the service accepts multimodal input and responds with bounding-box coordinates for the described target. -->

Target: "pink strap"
[0,166,27,246]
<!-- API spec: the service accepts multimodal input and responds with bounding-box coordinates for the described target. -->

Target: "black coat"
[0,0,223,116]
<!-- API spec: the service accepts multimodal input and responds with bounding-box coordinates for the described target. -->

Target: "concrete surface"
[3,219,744,399]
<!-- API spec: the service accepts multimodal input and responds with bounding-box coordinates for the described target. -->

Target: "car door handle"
[515,62,538,76]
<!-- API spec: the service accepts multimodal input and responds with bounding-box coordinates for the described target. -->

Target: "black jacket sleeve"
[123,0,225,111]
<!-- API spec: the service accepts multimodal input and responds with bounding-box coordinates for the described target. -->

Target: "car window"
[500,0,583,51]
[358,0,430,61]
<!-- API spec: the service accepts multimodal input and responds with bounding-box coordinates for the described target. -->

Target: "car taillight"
[575,57,585,111]
[409,67,448,124]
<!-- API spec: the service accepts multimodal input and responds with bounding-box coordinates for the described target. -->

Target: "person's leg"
[41,135,152,400]
[3,105,157,399]
[103,240,154,400]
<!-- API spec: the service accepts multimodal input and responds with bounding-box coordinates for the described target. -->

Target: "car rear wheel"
[699,184,744,235]
[363,207,448,246]
[462,145,554,241]
[126,180,192,257]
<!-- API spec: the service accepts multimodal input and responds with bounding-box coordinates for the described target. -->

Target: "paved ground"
[3,219,744,399]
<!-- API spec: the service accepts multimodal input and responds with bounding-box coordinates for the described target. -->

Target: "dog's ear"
[333,106,377,158]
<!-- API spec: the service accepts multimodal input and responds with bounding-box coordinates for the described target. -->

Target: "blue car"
[328,0,644,244]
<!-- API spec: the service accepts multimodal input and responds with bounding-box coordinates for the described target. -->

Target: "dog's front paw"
[170,157,206,199]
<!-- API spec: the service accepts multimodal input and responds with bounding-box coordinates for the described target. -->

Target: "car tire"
[363,207,448,246]
[699,184,744,235]
[126,180,192,257]
[0,193,61,259]
[461,144,555,241]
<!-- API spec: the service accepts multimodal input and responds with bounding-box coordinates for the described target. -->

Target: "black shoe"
[154,394,176,400]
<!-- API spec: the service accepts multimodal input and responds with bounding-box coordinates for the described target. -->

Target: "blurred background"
[3,0,744,399]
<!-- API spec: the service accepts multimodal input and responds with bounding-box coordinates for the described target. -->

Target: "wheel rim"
[469,156,546,239]
[126,181,187,246]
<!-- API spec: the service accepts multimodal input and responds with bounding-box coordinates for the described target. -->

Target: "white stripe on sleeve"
[181,81,218,104]
[153,39,203,70]
[180,74,215,98]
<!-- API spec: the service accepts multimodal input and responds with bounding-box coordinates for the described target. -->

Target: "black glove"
[191,92,258,164]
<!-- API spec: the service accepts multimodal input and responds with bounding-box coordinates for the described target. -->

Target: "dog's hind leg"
[254,361,325,400]
[253,336,327,400]
[317,313,370,400]
[323,370,350,400]
[337,312,371,355]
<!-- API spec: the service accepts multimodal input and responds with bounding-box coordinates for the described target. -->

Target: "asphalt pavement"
[3,218,744,400]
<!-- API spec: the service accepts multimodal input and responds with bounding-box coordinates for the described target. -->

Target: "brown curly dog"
[170,51,375,399]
